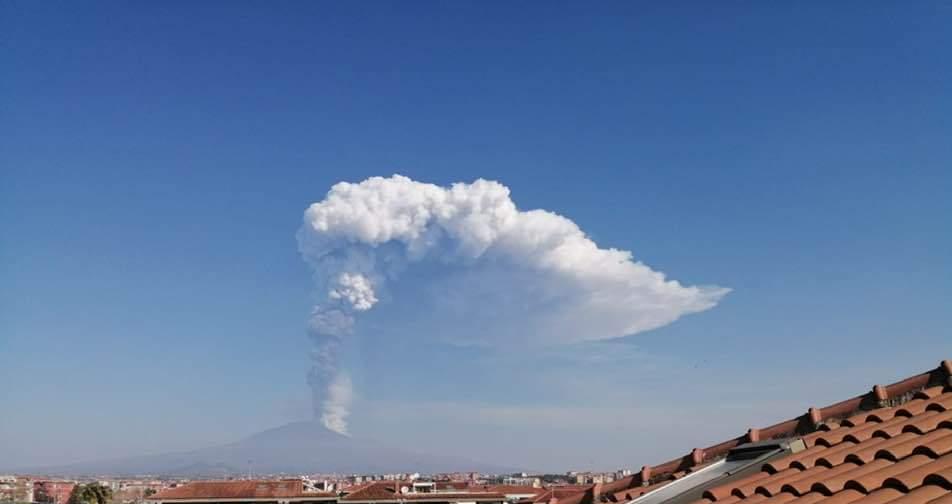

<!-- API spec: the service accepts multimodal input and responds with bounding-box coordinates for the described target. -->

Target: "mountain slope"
[21,421,514,476]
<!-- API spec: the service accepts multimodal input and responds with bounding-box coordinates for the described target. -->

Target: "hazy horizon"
[2,2,951,473]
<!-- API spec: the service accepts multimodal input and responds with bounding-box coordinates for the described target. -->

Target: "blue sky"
[1,2,951,471]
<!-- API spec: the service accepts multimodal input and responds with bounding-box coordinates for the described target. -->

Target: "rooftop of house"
[539,360,952,504]
[148,480,337,501]
[528,487,597,504]
[479,485,547,496]
[340,481,505,503]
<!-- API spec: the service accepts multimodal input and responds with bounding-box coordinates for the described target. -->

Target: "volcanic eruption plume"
[297,175,729,435]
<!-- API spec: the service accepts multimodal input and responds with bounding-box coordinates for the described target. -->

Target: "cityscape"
[0,470,633,504]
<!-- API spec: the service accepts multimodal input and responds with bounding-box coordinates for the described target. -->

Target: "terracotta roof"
[558,360,952,504]
[149,480,336,501]
[434,482,475,491]
[479,485,546,496]
[342,483,380,495]
[340,482,504,503]
[339,482,404,501]
[527,486,595,504]
[690,379,952,504]
[400,493,506,501]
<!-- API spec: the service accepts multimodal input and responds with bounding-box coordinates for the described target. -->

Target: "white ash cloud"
[298,174,729,434]
[328,273,378,311]
[320,372,353,435]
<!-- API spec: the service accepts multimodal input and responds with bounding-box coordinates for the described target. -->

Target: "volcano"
[21,421,514,477]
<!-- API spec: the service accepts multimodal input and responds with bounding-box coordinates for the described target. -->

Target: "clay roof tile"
[765,445,828,473]
[896,395,952,418]
[881,454,952,492]
[820,489,866,504]
[820,440,889,468]
[901,411,952,435]
[844,412,890,429]
[921,467,952,489]
[914,387,947,400]
[885,431,952,461]
[737,494,768,504]
[845,417,915,444]
[810,461,888,495]
[801,431,832,448]
[843,455,935,493]
[874,416,942,438]
[786,492,825,504]
[886,485,949,504]
[846,433,920,463]
[927,395,952,412]
[898,400,935,418]
[812,428,858,447]
[788,443,849,469]
[703,472,772,501]
[764,466,827,497]
[780,463,858,496]
[852,487,904,504]
[786,462,859,495]
[926,492,952,504]
[759,492,799,504]
[713,497,740,504]
[734,470,798,498]
[755,467,817,497]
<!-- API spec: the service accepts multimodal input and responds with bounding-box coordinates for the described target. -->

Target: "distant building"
[34,481,77,504]
[146,480,337,504]
[478,485,544,503]
[432,482,472,492]
[498,477,538,488]
[113,479,168,503]
[0,476,16,502]
[340,481,504,504]
[22,481,36,503]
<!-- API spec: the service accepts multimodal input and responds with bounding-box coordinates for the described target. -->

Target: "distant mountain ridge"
[18,421,515,477]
